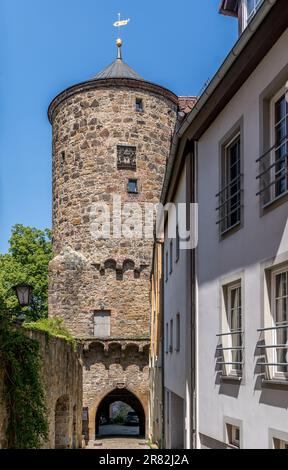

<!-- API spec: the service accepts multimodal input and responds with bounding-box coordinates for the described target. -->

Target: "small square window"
[136,98,143,112]
[128,179,138,194]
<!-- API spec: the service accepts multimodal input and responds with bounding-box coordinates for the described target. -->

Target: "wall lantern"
[13,283,33,308]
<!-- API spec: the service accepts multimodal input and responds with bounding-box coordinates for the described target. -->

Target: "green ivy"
[24,318,77,350]
[0,314,49,448]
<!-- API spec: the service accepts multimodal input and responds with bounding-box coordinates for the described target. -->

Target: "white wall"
[164,163,191,448]
[197,29,288,449]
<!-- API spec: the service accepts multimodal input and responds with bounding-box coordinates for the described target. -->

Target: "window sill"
[262,378,288,388]
[220,221,242,241]
[220,375,242,384]
[261,191,288,216]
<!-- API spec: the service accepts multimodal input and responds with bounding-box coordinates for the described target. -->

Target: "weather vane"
[113,13,130,41]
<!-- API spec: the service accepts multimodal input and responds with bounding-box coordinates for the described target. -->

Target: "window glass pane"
[220,135,241,234]
[274,96,288,198]
[247,0,254,16]
[128,179,138,193]
[274,271,288,374]
[228,284,242,373]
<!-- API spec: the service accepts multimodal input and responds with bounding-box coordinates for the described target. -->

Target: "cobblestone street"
[87,438,149,449]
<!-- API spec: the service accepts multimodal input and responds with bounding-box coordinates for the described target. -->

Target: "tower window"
[93,311,111,338]
[136,98,143,112]
[127,179,138,194]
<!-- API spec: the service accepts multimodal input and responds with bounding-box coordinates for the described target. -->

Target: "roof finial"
[113,13,130,60]
[116,38,123,60]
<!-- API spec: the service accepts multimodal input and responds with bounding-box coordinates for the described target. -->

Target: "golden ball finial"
[116,38,123,47]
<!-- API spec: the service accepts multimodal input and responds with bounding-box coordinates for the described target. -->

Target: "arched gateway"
[96,388,145,437]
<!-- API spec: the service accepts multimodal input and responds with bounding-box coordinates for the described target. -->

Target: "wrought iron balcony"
[216,330,244,375]
[257,324,288,379]
[256,134,288,207]
[216,174,243,235]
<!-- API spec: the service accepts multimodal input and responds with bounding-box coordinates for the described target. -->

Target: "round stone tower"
[48,39,178,441]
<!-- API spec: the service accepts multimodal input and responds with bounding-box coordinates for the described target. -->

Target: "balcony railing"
[257,325,288,378]
[256,134,288,207]
[216,331,244,375]
[216,174,243,235]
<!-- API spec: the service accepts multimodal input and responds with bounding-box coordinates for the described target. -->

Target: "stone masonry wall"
[0,329,83,449]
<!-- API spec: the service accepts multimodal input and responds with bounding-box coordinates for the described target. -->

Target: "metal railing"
[256,134,288,206]
[257,324,288,372]
[216,331,244,372]
[216,174,243,235]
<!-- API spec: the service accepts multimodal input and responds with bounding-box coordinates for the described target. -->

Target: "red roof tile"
[178,96,197,115]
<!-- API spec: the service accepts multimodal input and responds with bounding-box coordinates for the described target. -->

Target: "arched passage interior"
[95,388,145,437]
[55,395,70,449]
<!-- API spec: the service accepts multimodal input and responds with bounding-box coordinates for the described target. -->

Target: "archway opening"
[55,395,70,449]
[95,388,145,438]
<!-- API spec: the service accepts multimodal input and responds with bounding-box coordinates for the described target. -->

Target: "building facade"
[155,0,288,449]
[48,40,178,442]
[149,242,164,447]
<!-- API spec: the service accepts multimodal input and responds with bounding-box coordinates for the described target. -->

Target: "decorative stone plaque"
[117,145,136,170]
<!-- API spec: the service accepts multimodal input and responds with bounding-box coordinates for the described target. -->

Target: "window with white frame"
[272,91,288,199]
[273,438,288,450]
[169,240,173,274]
[165,250,168,282]
[257,86,288,207]
[271,267,288,378]
[242,0,263,29]
[218,281,243,377]
[169,319,173,353]
[176,313,180,352]
[176,225,180,262]
[217,134,242,236]
[226,423,240,449]
[165,322,169,353]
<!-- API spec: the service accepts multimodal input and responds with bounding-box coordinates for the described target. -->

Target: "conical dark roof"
[94,58,143,80]
[93,40,143,81]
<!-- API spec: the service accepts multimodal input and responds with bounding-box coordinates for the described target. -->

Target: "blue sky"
[0,0,237,253]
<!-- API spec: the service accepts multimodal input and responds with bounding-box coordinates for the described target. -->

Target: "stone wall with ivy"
[0,367,8,448]
[0,328,83,449]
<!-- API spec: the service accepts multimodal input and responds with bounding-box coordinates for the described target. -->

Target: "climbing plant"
[0,314,49,448]
[24,317,77,351]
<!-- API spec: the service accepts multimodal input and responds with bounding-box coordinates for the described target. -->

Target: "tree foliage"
[0,314,49,448]
[0,225,52,321]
